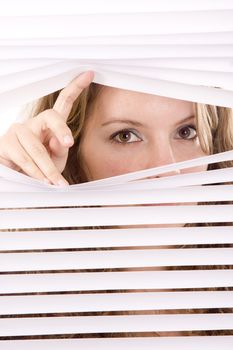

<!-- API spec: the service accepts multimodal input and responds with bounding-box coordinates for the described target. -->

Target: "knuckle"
[50,116,72,135]
[31,144,46,158]
[21,162,42,179]
[59,123,72,135]
[39,109,54,118]
[8,122,22,133]
[19,154,32,168]
[59,91,75,105]
[28,110,53,127]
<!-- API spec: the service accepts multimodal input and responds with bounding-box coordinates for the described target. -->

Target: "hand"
[0,71,94,186]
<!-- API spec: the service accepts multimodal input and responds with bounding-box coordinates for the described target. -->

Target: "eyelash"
[110,128,142,144]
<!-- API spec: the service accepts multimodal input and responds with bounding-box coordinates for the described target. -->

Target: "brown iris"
[117,130,132,142]
[177,125,196,139]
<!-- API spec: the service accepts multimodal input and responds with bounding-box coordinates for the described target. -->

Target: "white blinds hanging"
[0,0,233,348]
[0,151,233,346]
[0,0,233,111]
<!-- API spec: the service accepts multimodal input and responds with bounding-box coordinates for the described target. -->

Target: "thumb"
[48,136,69,173]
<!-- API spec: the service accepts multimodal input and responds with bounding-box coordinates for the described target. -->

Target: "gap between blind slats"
[1,205,233,229]
[0,291,233,315]
[72,150,233,187]
[1,248,233,272]
[1,337,233,350]
[1,314,233,336]
[0,270,232,293]
[1,149,232,187]
[0,227,233,250]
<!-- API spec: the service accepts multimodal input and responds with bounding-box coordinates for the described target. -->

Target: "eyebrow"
[101,119,144,127]
[174,115,195,126]
[101,115,195,127]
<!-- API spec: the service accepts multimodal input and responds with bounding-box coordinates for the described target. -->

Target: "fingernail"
[87,70,95,81]
[63,135,73,145]
[78,71,95,87]
[57,180,69,187]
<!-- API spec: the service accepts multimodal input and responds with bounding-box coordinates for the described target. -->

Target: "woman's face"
[80,86,207,181]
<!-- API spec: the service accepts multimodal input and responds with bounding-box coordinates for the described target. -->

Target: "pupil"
[180,127,190,138]
[120,131,131,141]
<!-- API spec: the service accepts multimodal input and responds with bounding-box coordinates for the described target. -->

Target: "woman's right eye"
[110,129,142,144]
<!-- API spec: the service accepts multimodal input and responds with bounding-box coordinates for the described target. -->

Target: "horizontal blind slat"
[3,0,233,16]
[1,166,233,192]
[1,12,233,40]
[1,226,233,251]
[0,291,233,315]
[1,205,233,229]
[0,270,232,294]
[1,314,233,336]
[1,33,233,46]
[1,337,233,350]
[2,45,233,60]
[1,185,233,207]
[1,248,233,272]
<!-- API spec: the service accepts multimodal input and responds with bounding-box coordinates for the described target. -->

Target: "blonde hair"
[195,104,233,169]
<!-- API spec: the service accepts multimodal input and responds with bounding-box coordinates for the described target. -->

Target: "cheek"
[80,142,132,180]
[177,143,209,174]
[175,142,206,161]
[95,159,130,179]
[81,141,148,181]
[83,151,144,180]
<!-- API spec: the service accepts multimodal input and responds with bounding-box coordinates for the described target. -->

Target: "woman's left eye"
[175,125,197,140]
[111,129,142,144]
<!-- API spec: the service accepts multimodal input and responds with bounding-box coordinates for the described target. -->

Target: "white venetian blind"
[0,0,233,348]
[0,0,233,114]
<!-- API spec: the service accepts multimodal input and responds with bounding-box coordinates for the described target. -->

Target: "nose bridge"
[148,136,180,177]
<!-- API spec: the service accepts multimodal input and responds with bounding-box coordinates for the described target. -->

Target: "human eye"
[175,124,197,140]
[110,128,142,144]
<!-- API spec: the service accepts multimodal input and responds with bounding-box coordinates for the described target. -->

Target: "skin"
[0,71,207,185]
[0,71,94,185]
[80,86,208,181]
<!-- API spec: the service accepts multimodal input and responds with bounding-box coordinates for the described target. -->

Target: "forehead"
[92,86,194,118]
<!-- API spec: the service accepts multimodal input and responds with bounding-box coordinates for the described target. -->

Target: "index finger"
[53,71,95,120]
